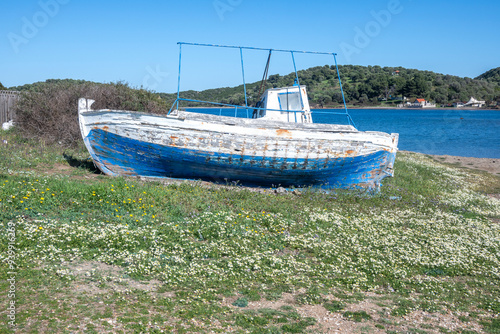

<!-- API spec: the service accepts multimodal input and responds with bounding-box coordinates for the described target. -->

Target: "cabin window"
[278,92,302,111]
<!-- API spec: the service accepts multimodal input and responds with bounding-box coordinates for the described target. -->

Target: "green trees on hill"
[161,65,500,108]
[475,67,500,84]
[0,82,6,90]
[323,65,498,106]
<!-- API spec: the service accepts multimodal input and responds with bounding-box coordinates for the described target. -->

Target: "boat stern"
[78,98,95,137]
[78,98,119,176]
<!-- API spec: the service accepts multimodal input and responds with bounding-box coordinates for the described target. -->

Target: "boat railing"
[168,97,309,120]
[172,42,357,128]
[168,97,358,125]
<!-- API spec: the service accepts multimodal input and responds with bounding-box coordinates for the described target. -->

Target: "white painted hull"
[78,99,399,190]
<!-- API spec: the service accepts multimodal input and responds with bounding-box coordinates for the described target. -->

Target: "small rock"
[275,187,287,194]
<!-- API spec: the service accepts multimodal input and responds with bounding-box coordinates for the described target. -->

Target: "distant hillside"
[475,67,500,85]
[9,78,99,92]
[161,65,500,108]
[8,66,500,109]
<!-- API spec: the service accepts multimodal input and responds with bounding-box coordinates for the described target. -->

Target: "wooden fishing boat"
[78,43,398,191]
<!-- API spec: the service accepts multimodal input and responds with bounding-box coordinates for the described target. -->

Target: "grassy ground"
[0,128,499,333]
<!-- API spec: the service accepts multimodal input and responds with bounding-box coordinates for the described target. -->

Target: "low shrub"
[14,80,167,147]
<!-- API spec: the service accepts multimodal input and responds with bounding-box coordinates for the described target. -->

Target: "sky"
[1,0,499,93]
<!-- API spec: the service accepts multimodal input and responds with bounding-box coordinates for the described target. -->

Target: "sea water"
[313,109,500,159]
[186,108,500,158]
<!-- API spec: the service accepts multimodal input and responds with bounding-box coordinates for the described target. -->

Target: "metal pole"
[176,43,183,111]
[178,42,336,56]
[333,54,357,129]
[240,47,248,108]
[291,51,303,123]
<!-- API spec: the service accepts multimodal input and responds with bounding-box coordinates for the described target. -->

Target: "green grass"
[323,300,346,313]
[343,310,372,322]
[0,128,499,333]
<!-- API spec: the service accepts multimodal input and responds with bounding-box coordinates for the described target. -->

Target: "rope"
[257,50,272,99]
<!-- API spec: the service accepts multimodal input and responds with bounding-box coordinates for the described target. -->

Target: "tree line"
[160,65,500,108]
[4,65,500,110]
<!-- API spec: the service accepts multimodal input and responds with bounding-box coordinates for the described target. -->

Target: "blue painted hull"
[85,128,396,189]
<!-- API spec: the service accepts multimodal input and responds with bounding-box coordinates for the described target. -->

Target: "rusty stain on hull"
[276,129,292,138]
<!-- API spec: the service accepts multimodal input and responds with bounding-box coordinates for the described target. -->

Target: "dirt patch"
[297,300,385,334]
[221,292,483,333]
[22,162,102,180]
[401,310,483,333]
[46,163,74,174]
[67,260,123,276]
[65,260,162,295]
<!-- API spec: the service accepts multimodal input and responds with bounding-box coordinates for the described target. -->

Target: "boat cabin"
[253,85,312,123]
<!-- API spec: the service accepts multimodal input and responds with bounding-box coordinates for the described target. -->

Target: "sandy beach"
[426,153,500,176]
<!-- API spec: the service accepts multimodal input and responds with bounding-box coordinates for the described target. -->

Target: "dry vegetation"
[13,81,167,146]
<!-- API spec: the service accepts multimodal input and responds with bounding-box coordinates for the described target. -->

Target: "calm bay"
[187,108,500,158]
[313,109,500,159]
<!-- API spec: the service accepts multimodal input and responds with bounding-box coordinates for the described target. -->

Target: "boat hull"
[78,99,398,190]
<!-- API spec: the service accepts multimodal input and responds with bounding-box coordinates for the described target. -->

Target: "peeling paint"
[78,98,398,191]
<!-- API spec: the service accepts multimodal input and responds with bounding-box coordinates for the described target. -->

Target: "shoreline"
[313,106,500,110]
[184,106,499,111]
[412,151,500,176]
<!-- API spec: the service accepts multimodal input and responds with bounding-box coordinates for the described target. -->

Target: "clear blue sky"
[1,0,499,93]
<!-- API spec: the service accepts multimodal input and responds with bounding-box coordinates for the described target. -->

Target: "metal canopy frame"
[169,42,356,128]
